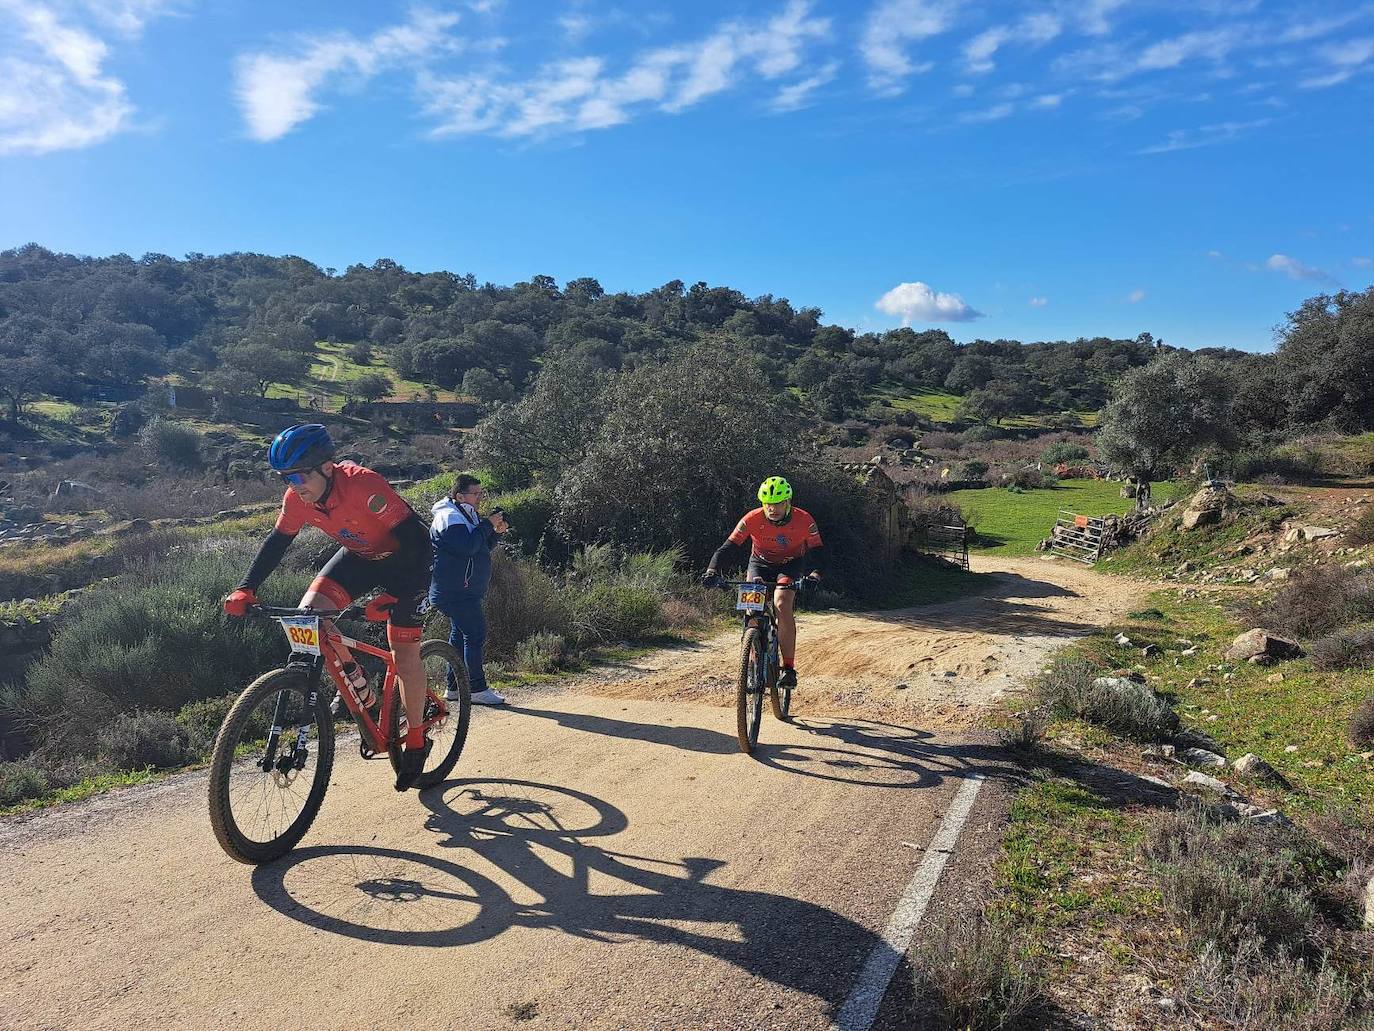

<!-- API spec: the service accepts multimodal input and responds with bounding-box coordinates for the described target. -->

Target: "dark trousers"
[438,596,488,693]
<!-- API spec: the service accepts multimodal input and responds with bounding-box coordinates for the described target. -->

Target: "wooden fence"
[1047,510,1107,565]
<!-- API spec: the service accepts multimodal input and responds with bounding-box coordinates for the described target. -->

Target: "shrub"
[1004,466,1058,491]
[175,694,239,755]
[1145,800,1321,956]
[346,341,372,365]
[0,759,50,807]
[566,582,662,645]
[959,459,989,480]
[137,416,203,471]
[1348,508,1374,546]
[474,550,571,660]
[493,487,555,554]
[921,431,963,453]
[998,709,1048,754]
[1040,441,1089,465]
[1307,628,1374,671]
[1230,448,1319,484]
[911,917,1043,1030]
[1032,657,1179,740]
[961,425,1003,445]
[15,537,314,755]
[515,631,567,673]
[1183,935,1369,1031]
[352,372,392,402]
[98,710,192,771]
[1245,564,1374,638]
[1350,698,1374,749]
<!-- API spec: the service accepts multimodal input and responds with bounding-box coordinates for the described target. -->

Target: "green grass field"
[951,479,1182,555]
[881,385,1096,430]
[262,341,462,410]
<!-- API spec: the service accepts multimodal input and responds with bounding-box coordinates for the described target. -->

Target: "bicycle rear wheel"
[768,634,792,720]
[387,639,472,789]
[736,626,765,754]
[208,668,335,865]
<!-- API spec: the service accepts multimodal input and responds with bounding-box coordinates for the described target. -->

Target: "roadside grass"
[1,767,159,816]
[0,595,66,623]
[953,479,1183,556]
[1086,591,1374,810]
[965,582,1374,1024]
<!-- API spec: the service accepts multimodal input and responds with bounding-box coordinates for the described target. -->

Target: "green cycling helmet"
[757,476,793,505]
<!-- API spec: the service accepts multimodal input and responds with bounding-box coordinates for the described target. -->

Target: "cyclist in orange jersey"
[702,475,824,689]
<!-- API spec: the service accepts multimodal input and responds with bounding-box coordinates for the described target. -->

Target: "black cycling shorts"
[311,546,433,629]
[745,555,808,585]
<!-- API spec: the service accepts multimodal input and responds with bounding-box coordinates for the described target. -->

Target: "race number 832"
[287,625,318,648]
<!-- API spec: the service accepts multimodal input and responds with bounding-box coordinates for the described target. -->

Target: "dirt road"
[2,556,1145,1031]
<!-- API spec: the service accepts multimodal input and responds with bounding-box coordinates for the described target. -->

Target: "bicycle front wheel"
[387,639,472,789]
[208,668,335,865]
[736,626,765,754]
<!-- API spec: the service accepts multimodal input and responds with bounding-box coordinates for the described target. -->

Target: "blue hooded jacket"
[429,497,497,604]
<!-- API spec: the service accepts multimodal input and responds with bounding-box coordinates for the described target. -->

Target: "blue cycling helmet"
[268,423,335,472]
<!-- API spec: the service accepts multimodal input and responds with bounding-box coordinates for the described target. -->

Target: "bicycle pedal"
[358,741,384,760]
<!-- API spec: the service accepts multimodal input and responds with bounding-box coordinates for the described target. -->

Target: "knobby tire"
[208,667,335,865]
[736,626,765,753]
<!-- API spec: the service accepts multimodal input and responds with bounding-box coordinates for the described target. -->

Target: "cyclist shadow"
[504,704,741,755]
[250,777,888,1009]
[752,717,1012,790]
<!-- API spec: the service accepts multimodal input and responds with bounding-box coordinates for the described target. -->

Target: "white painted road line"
[831,772,988,1031]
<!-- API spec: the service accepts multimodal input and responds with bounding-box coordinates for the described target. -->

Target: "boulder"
[1181,747,1227,769]
[1224,629,1304,663]
[51,480,100,498]
[1234,753,1287,785]
[1181,507,1221,530]
[1181,770,1228,795]
[1233,803,1294,830]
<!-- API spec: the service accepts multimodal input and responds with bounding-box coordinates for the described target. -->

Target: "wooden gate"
[922,522,970,570]
[1048,510,1106,565]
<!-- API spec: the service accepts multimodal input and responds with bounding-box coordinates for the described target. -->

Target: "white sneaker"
[470,688,507,706]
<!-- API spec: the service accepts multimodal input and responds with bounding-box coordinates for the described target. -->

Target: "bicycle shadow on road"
[249,777,890,1012]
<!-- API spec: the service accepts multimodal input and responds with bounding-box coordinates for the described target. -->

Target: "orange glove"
[223,588,257,617]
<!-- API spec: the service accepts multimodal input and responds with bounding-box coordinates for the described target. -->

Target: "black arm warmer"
[707,538,742,572]
[238,529,296,592]
[805,544,827,576]
[392,512,430,556]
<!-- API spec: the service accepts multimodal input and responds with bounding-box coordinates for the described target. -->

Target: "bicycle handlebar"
[248,603,367,620]
[712,578,804,591]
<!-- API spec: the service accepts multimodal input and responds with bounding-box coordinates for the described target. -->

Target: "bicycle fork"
[261,658,323,779]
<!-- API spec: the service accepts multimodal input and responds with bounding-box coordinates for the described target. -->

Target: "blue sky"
[2,0,1371,351]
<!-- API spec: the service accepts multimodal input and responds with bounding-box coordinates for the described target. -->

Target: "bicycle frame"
[254,605,447,755]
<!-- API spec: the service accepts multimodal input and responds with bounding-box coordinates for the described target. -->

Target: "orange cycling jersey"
[275,461,414,558]
[728,506,823,564]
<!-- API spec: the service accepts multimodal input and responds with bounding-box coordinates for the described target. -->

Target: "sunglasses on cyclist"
[278,468,316,486]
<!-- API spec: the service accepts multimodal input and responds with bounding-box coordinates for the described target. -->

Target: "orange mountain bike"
[208,603,471,864]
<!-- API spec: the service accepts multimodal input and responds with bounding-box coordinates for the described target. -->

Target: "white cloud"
[959,101,1013,122]
[1032,92,1063,108]
[962,13,1060,75]
[1353,256,1373,268]
[0,0,176,155]
[1266,253,1337,284]
[1074,0,1128,37]
[1126,289,1146,303]
[876,281,983,324]
[235,8,462,142]
[1029,296,1048,307]
[425,0,832,138]
[1300,37,1374,88]
[1207,249,1224,258]
[860,0,960,96]
[1137,118,1270,154]
[769,60,839,111]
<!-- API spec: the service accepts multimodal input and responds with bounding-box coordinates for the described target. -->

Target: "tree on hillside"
[1096,352,1233,508]
[1276,288,1374,431]
[0,316,70,423]
[461,367,515,405]
[352,372,391,402]
[553,342,798,560]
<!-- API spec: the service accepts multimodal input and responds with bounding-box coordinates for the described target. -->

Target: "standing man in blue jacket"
[429,474,510,705]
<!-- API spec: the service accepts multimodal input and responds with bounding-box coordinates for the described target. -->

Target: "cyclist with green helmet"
[703,476,824,689]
